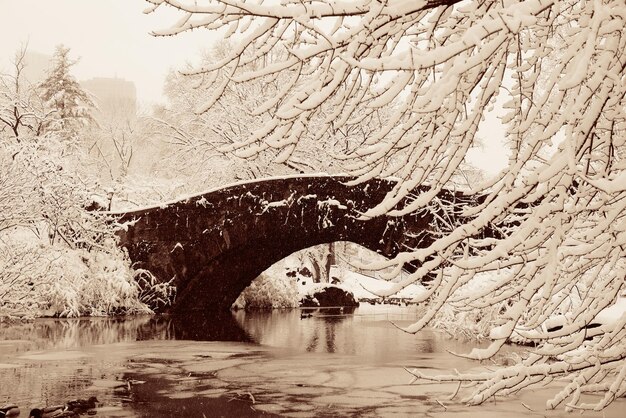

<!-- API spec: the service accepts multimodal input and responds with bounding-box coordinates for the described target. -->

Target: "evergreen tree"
[39,45,95,137]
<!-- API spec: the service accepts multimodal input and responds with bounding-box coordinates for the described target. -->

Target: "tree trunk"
[325,242,336,282]
[309,253,322,283]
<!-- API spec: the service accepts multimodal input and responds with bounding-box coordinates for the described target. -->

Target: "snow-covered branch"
[146,0,626,409]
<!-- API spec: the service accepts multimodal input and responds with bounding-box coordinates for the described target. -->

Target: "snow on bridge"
[115,175,486,313]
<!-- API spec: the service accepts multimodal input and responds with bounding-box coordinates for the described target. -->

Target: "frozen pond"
[1,305,624,417]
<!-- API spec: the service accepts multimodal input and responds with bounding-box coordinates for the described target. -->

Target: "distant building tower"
[81,77,137,121]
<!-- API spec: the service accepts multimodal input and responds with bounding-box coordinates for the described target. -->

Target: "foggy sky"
[0,0,215,106]
[0,0,507,174]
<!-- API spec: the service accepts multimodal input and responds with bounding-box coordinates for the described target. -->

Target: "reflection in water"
[0,311,249,351]
[0,305,442,411]
[0,305,438,356]
[139,312,253,342]
[233,305,440,362]
[0,316,154,352]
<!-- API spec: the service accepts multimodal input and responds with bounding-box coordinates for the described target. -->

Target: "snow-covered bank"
[0,132,177,319]
[232,263,299,310]
[294,266,427,308]
[233,259,430,311]
[0,229,172,319]
[327,265,428,301]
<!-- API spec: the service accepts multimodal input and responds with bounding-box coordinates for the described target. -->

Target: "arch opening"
[232,241,417,310]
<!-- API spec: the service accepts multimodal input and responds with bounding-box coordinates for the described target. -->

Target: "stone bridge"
[115,175,483,313]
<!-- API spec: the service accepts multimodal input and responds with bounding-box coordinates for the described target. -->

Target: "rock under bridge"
[115,175,484,313]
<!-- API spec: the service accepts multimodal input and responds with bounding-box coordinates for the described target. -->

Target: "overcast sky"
[0,0,216,106]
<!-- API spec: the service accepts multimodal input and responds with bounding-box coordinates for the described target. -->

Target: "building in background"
[20,52,138,122]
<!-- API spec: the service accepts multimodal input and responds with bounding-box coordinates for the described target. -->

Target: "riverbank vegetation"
[0,46,171,319]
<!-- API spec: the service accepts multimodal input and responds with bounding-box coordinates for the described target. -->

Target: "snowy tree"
[0,129,177,317]
[0,130,152,317]
[0,46,51,142]
[152,39,417,187]
[150,43,348,183]
[146,0,626,410]
[39,45,95,138]
[0,46,167,316]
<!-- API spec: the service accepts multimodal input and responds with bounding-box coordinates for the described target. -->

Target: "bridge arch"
[116,175,469,313]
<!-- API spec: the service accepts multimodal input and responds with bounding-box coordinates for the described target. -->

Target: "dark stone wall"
[116,176,477,313]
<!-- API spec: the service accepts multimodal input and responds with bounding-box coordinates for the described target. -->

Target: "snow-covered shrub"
[299,283,359,307]
[232,270,298,310]
[48,246,151,317]
[0,130,177,317]
[0,236,151,317]
[134,269,177,312]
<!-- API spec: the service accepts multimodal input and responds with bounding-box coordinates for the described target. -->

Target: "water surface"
[1,305,624,417]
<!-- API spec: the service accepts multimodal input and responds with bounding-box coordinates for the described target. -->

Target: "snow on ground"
[296,265,428,301]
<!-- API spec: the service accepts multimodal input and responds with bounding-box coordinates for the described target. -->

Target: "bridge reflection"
[137,313,253,342]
